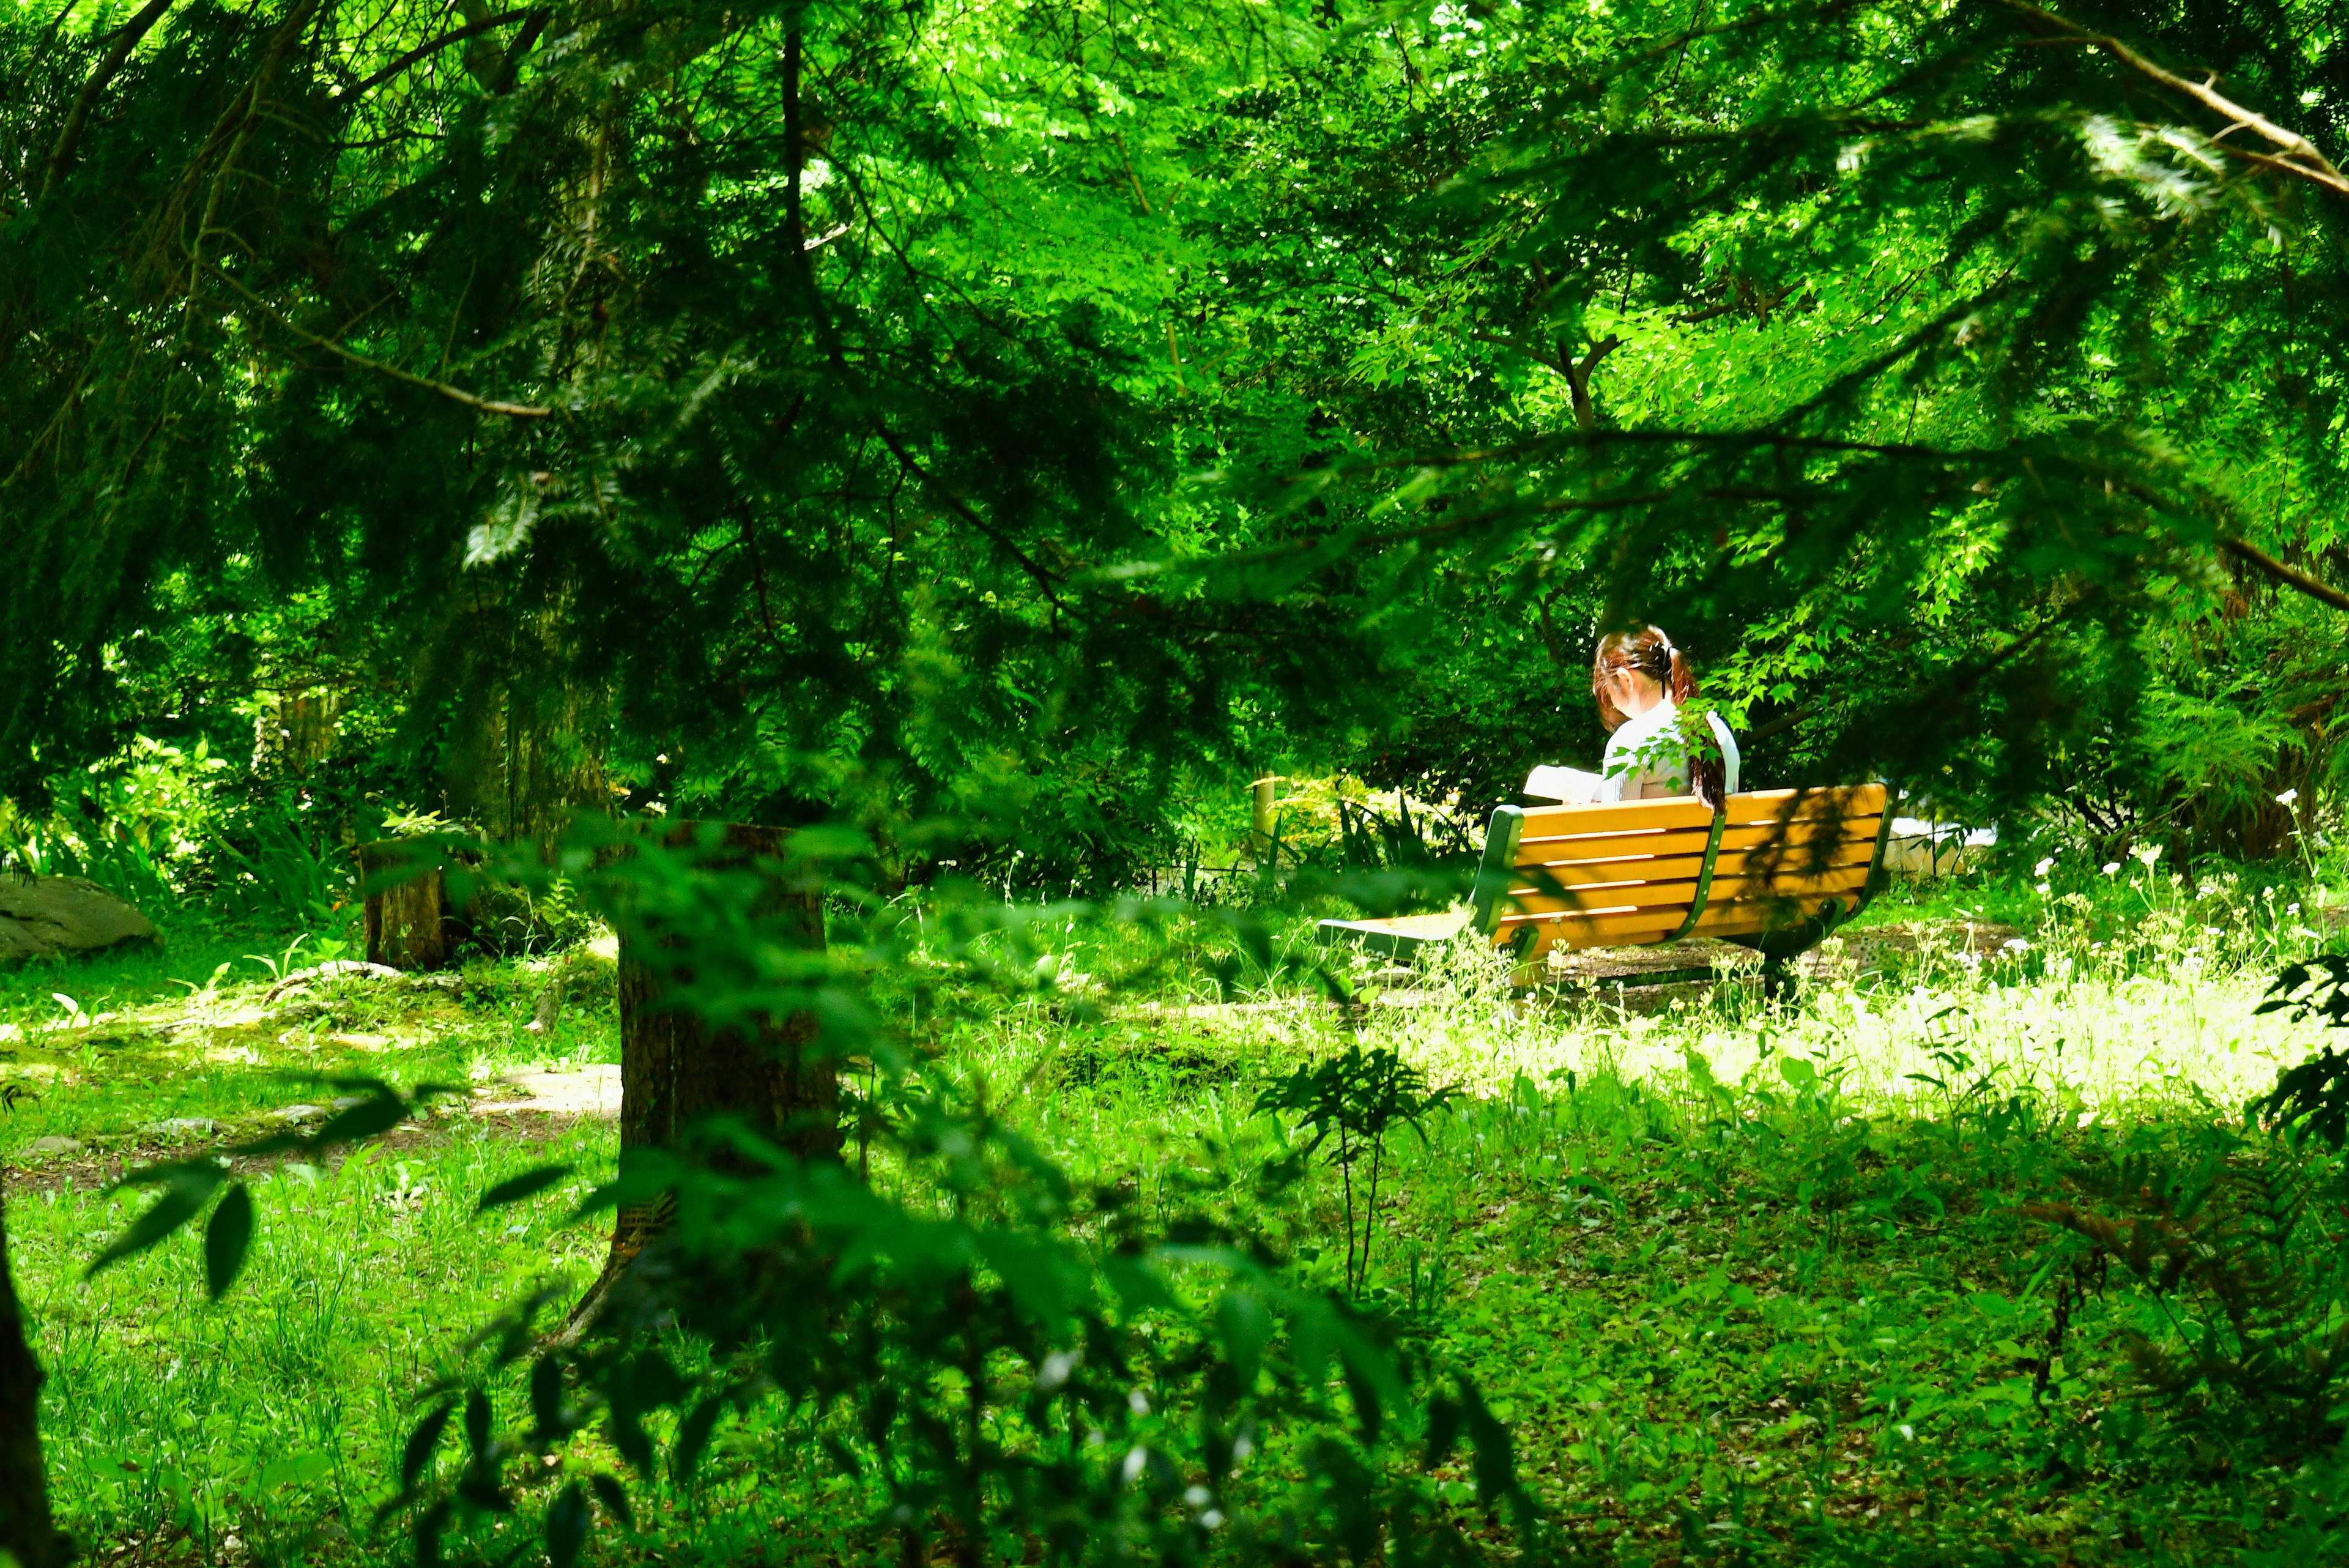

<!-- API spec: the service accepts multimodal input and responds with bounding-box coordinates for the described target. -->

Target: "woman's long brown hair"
[1592,626,1725,807]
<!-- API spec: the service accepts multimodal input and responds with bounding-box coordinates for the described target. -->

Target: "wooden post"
[359,841,452,971]
[596,822,832,1290]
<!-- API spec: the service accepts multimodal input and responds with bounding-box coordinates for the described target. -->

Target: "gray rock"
[24,1135,82,1155]
[0,875,158,964]
[146,1117,217,1139]
[272,1104,327,1123]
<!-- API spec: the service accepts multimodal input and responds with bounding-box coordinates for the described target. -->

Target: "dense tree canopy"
[4,0,2347,878]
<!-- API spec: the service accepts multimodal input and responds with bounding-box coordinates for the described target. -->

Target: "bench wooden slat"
[1512,785,1887,844]
[1520,814,1881,863]
[1497,863,1871,929]
[1707,863,1873,904]
[1499,879,1707,920]
[1511,834,1877,893]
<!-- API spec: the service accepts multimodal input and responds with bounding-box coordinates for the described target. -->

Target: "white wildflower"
[2277,788,2300,806]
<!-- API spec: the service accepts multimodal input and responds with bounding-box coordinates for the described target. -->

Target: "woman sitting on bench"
[1525,626,1741,807]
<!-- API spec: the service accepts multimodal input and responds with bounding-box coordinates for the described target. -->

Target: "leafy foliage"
[2258,955,2349,1146]
[2027,1126,2349,1441]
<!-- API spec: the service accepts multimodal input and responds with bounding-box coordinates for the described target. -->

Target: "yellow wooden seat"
[1318,785,1894,985]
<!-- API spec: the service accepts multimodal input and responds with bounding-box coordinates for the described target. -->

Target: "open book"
[1522,764,1605,804]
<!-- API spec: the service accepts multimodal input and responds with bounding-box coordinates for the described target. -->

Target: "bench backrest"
[1468,786,1893,951]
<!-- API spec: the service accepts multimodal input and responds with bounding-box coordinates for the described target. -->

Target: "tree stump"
[359,841,452,971]
[585,822,831,1318]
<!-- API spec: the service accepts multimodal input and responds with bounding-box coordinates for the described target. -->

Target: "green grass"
[10,869,2349,1564]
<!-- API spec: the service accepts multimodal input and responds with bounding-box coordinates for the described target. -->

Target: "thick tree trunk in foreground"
[595,822,832,1294]
[0,1189,67,1568]
[360,841,453,971]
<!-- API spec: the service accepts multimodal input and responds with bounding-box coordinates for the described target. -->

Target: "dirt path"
[7,1067,622,1197]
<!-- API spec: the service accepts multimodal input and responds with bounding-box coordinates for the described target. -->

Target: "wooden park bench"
[1317,785,1894,989]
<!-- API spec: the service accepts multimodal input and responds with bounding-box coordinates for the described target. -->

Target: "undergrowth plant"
[1254,1046,1455,1297]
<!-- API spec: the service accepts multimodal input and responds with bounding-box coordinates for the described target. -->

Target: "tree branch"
[41,0,180,199]
[2007,1,2349,203]
[869,422,1072,614]
[1565,334,1622,430]
[206,264,554,418]
[2221,537,2349,614]
[331,9,534,103]
[1468,330,1568,374]
[1670,280,1800,327]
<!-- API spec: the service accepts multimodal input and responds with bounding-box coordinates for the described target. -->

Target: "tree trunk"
[591,822,831,1301]
[0,1187,67,1568]
[360,841,453,971]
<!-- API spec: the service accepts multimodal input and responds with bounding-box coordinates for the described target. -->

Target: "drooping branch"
[870,422,1073,615]
[207,264,555,418]
[2221,537,2349,615]
[332,9,535,103]
[40,0,180,199]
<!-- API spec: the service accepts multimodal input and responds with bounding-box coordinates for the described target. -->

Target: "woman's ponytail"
[1666,645,1695,707]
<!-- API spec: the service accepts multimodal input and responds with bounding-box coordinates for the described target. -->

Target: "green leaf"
[402,1403,455,1492]
[464,1389,492,1457]
[204,1183,254,1300]
[531,1356,567,1439]
[1423,1392,1462,1470]
[87,1166,223,1278]
[1458,1375,1519,1503]
[477,1164,573,1214]
[673,1396,725,1484]
[546,1482,589,1568]
[314,1093,410,1145]
[1215,1287,1271,1387]
[588,1472,634,1531]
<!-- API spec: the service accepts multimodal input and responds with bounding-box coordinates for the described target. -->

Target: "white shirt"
[1524,699,1742,804]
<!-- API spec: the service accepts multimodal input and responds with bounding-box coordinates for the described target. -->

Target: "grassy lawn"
[4,861,2345,1564]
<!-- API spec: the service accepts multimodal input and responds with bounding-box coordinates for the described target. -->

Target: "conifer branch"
[869,423,1071,614]
[206,265,555,418]
[40,0,180,199]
